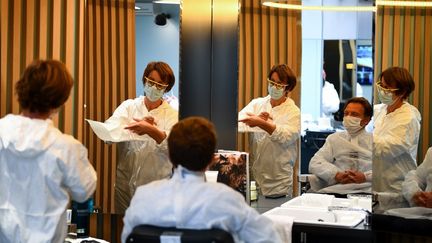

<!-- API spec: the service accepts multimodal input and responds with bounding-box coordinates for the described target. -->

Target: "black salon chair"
[126,225,235,243]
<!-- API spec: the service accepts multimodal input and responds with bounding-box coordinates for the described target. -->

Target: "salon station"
[1,0,432,243]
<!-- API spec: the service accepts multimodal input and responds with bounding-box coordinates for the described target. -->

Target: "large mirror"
[237,0,375,201]
[300,0,374,197]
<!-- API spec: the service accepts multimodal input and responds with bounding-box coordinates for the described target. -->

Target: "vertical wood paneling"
[64,0,75,135]
[25,0,35,67]
[39,0,47,59]
[239,0,301,195]
[85,0,136,213]
[1,0,9,115]
[376,2,432,161]
[75,0,85,141]
[12,0,22,114]
[1,0,135,213]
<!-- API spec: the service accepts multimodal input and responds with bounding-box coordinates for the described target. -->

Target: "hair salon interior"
[1,0,432,242]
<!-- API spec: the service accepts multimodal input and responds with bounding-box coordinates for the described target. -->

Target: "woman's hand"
[239,112,276,135]
[125,117,156,136]
[413,191,432,208]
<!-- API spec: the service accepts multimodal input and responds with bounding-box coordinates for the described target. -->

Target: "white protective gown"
[0,114,97,243]
[308,129,372,192]
[402,147,432,207]
[321,81,340,118]
[121,165,282,243]
[373,102,421,193]
[238,95,300,197]
[105,96,178,213]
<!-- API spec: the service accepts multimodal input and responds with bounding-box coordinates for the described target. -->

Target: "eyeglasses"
[267,78,288,89]
[145,77,169,91]
[376,80,399,95]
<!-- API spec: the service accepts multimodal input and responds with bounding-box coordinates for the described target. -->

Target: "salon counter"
[87,197,432,243]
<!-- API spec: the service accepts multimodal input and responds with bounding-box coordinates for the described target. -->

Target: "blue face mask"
[378,89,396,106]
[144,83,165,102]
[268,84,285,100]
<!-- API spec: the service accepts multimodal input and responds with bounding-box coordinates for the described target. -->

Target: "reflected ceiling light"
[261,2,375,11]
[153,0,180,4]
[263,0,432,11]
[376,1,432,7]
[135,6,141,10]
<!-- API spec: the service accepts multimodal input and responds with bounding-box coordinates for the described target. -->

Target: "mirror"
[299,0,374,196]
[135,0,180,109]
[107,0,181,214]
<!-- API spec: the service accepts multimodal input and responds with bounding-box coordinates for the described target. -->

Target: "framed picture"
[209,150,250,204]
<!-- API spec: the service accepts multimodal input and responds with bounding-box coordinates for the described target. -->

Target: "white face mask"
[268,84,285,100]
[343,116,363,135]
[144,83,165,102]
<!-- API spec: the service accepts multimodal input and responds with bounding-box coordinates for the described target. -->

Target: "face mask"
[343,116,363,135]
[144,83,165,102]
[378,89,396,106]
[268,84,285,100]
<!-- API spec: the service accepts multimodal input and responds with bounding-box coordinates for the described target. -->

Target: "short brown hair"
[142,61,175,92]
[268,64,297,92]
[15,60,73,113]
[343,97,373,118]
[379,67,415,99]
[168,117,217,171]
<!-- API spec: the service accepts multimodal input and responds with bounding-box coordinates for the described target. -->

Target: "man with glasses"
[104,61,178,213]
[238,64,300,198]
[373,66,421,211]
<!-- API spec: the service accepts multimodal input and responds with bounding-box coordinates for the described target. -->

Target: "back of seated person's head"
[168,117,217,172]
[15,60,73,113]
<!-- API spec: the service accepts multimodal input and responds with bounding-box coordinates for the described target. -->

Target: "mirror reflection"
[300,0,374,196]
[238,64,301,198]
[373,67,422,213]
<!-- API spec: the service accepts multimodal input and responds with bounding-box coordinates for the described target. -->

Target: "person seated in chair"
[121,117,282,243]
[402,147,432,208]
[308,97,372,193]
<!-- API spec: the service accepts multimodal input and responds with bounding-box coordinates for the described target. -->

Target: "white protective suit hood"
[0,113,97,243]
[0,114,59,158]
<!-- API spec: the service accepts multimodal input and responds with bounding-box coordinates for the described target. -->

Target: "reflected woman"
[104,61,178,213]
[373,67,421,210]
[239,64,300,198]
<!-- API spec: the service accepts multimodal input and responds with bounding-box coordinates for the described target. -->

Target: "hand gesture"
[335,170,366,184]
[413,191,432,208]
[239,112,265,127]
[124,117,156,135]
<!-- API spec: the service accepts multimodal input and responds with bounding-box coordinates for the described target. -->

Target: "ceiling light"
[376,1,432,7]
[153,0,181,4]
[262,2,375,12]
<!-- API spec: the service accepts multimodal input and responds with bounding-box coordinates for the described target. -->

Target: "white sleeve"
[373,114,420,159]
[322,82,340,114]
[63,143,97,202]
[402,148,432,206]
[238,99,259,120]
[269,108,300,146]
[105,99,134,125]
[223,192,282,243]
[309,135,339,185]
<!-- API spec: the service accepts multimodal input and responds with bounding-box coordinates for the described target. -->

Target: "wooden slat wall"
[1,0,136,215]
[238,0,302,195]
[375,1,432,162]
[0,0,84,139]
[85,0,136,214]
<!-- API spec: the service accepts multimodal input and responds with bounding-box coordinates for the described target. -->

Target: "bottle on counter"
[71,198,93,238]
[250,181,258,201]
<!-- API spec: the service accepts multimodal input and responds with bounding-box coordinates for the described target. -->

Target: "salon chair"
[126,225,234,243]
